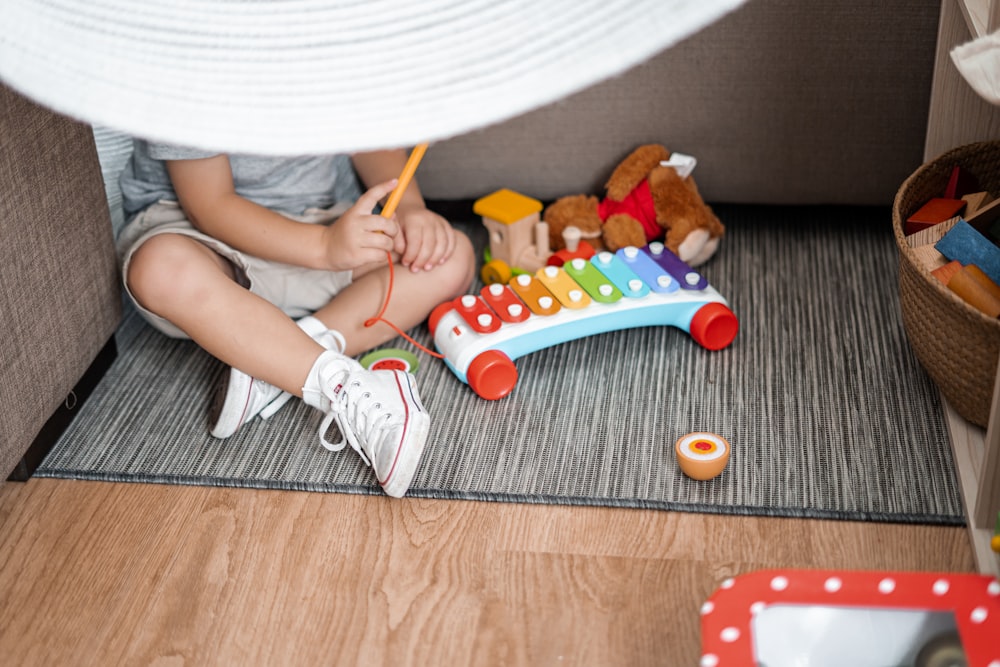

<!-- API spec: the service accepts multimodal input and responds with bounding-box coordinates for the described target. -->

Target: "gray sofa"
[1,84,121,480]
[1,0,945,481]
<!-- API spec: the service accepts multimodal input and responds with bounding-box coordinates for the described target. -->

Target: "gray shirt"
[119,140,362,219]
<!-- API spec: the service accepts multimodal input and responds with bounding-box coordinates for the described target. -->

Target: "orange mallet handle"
[380,143,428,219]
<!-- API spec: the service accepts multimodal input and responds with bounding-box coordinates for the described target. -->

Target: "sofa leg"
[7,336,119,482]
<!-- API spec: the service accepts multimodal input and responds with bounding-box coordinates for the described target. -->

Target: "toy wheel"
[675,432,730,480]
[689,303,738,350]
[914,632,965,667]
[467,350,517,400]
[481,259,513,285]
[359,348,420,373]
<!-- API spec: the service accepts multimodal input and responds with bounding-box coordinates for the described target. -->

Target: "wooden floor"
[0,478,975,666]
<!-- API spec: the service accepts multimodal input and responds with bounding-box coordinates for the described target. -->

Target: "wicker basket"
[893,141,1000,428]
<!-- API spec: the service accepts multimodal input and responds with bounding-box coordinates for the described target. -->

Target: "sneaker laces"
[317,375,395,467]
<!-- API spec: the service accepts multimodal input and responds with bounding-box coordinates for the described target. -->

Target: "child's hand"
[320,179,400,271]
[393,205,457,272]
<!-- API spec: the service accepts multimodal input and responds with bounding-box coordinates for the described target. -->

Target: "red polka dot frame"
[700,570,1000,666]
[675,432,730,480]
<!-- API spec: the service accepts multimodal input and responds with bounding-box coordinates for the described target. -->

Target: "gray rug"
[36,205,963,524]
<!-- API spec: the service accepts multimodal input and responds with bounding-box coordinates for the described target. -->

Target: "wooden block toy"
[931,259,962,285]
[962,190,993,216]
[965,264,1000,301]
[964,196,1000,235]
[905,216,960,249]
[943,164,980,199]
[935,220,1000,284]
[905,198,966,235]
[947,266,1000,317]
[910,243,948,273]
[474,189,549,275]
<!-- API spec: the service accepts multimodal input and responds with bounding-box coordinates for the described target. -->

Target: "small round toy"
[359,348,420,373]
[675,431,730,480]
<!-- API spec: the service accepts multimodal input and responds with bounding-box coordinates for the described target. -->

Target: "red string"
[363,250,445,359]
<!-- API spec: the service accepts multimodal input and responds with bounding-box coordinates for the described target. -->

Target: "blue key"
[590,251,651,298]
[615,247,679,293]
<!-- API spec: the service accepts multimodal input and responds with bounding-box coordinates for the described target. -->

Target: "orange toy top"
[473,188,543,225]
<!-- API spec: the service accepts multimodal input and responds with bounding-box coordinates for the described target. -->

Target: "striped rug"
[36,204,963,524]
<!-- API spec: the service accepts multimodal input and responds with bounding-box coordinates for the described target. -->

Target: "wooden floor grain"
[0,478,975,666]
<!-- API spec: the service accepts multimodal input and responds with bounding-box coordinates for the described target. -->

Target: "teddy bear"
[542,144,724,266]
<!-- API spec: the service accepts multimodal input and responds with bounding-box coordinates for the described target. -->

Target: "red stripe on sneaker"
[381,372,410,486]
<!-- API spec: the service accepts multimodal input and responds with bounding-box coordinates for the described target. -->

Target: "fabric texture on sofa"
[415,0,943,206]
[0,83,121,480]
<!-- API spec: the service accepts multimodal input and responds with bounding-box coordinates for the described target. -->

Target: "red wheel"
[689,303,738,350]
[467,350,517,400]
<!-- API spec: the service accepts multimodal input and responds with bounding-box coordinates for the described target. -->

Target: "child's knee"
[126,234,208,308]
[442,232,476,295]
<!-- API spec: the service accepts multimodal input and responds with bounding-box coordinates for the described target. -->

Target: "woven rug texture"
[36,204,963,524]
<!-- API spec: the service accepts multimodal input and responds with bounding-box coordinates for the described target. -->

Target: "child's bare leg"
[126,233,322,397]
[311,231,475,356]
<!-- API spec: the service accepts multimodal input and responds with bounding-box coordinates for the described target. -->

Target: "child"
[117,141,476,498]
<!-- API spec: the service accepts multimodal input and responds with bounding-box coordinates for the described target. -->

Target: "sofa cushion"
[0,82,122,479]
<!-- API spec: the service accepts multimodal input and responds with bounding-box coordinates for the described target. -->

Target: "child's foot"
[314,355,430,498]
[210,318,345,439]
[209,367,292,438]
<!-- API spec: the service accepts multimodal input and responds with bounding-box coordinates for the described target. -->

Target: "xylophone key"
[562,258,623,304]
[646,242,708,290]
[616,246,679,293]
[480,283,530,323]
[591,251,650,298]
[454,294,502,333]
[535,266,592,309]
[509,273,561,316]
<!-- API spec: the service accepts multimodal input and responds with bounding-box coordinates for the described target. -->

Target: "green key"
[562,257,623,303]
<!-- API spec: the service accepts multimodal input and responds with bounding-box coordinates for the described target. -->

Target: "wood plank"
[0,479,977,666]
[942,398,1000,576]
[974,356,1000,529]
[958,0,1000,35]
[925,1,1000,160]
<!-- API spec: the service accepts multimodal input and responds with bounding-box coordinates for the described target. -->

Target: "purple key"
[644,242,708,290]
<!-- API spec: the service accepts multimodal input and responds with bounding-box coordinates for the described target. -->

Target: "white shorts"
[117,200,354,339]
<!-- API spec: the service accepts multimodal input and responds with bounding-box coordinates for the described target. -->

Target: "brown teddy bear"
[542,144,724,266]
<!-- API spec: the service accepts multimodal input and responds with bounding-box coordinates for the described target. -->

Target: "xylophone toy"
[428,241,738,399]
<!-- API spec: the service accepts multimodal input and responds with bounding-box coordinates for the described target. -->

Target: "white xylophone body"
[428,242,739,399]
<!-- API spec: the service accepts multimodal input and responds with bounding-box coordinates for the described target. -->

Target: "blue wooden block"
[935,220,1000,285]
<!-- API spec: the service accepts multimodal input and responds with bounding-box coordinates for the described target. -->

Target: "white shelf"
[943,399,999,576]
[925,2,1000,575]
[925,0,1000,160]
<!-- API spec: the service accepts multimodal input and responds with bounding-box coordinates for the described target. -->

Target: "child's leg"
[126,230,473,497]
[126,233,324,396]
[311,231,476,356]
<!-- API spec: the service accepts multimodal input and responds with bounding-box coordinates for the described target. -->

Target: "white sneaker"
[209,368,292,438]
[209,320,345,439]
[315,356,430,498]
